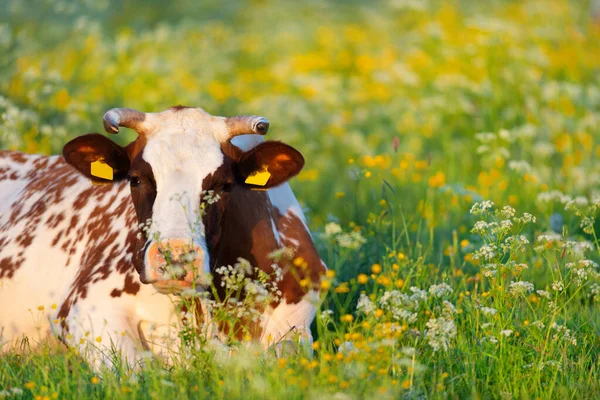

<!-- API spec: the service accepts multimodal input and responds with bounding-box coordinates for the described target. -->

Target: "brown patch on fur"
[274,210,326,304]
[2,150,28,164]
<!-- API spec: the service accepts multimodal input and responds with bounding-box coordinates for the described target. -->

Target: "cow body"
[0,123,324,367]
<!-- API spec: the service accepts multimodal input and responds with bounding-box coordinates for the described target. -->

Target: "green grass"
[2,0,600,398]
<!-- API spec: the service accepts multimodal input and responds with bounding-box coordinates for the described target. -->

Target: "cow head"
[63,106,304,293]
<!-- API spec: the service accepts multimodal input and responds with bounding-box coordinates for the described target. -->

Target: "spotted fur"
[0,109,325,367]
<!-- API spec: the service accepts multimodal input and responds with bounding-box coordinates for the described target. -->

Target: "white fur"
[259,293,318,348]
[0,155,178,368]
[142,112,225,278]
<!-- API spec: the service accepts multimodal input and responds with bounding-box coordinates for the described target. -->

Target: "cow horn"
[223,115,269,141]
[103,108,148,135]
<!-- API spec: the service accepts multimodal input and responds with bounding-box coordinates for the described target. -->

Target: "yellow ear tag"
[90,160,114,181]
[245,166,271,186]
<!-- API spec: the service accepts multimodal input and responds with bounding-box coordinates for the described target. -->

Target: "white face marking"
[141,109,228,276]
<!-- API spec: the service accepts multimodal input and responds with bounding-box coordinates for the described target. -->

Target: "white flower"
[531,321,545,329]
[552,281,564,292]
[484,335,499,344]
[536,290,551,299]
[509,281,534,296]
[500,329,513,337]
[508,160,532,174]
[428,283,453,298]
[320,309,334,321]
[442,300,456,316]
[324,222,342,238]
[470,200,495,215]
[356,293,376,315]
[425,317,457,352]
[474,244,497,261]
[479,307,498,316]
[472,220,490,235]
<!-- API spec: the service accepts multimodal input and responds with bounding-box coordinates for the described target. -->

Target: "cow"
[0,106,326,368]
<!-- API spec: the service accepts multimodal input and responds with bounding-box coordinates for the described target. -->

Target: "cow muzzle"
[142,238,208,294]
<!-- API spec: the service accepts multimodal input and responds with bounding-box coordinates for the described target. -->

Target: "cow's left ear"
[63,133,130,183]
[235,141,304,190]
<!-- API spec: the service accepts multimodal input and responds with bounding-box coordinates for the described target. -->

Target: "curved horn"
[223,115,269,141]
[103,108,147,135]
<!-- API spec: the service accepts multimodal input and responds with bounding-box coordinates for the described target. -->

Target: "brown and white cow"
[0,106,325,367]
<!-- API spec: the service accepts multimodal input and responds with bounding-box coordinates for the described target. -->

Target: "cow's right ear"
[63,133,130,183]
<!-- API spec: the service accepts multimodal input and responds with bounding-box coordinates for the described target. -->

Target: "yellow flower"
[395,278,405,288]
[95,336,102,343]
[91,376,100,384]
[339,381,350,389]
[335,283,350,293]
[25,382,36,390]
[415,160,428,170]
[37,305,44,311]
[340,314,354,323]
[336,192,346,198]
[278,358,287,368]
[326,270,336,279]
[460,239,469,248]
[357,274,369,284]
[320,280,332,290]
[364,171,372,178]
[371,264,382,274]
[428,171,446,188]
[401,380,412,389]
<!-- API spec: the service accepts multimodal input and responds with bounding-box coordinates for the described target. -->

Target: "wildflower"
[357,274,369,284]
[473,244,497,261]
[340,314,354,323]
[91,376,100,384]
[500,330,513,337]
[425,317,456,352]
[479,307,498,316]
[552,281,564,292]
[428,283,453,298]
[470,200,494,215]
[356,293,376,315]
[324,222,342,238]
[371,264,382,274]
[509,281,534,296]
[320,309,334,321]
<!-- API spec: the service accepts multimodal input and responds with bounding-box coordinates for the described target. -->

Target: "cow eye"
[128,175,141,188]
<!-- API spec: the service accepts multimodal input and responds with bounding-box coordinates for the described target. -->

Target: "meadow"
[1,0,600,398]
